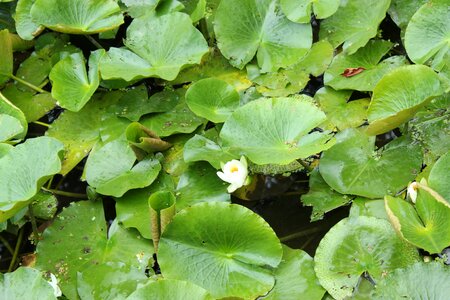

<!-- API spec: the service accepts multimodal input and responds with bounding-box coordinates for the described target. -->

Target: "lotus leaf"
[14,0,44,40]
[35,201,153,299]
[261,245,325,300]
[319,0,390,54]
[385,188,450,254]
[158,202,282,299]
[320,128,422,198]
[314,216,420,300]
[214,0,312,72]
[405,0,450,71]
[367,65,443,135]
[428,151,450,202]
[30,0,123,34]
[127,279,213,300]
[324,40,407,91]
[0,114,23,142]
[0,267,56,300]
[0,136,63,221]
[186,78,239,123]
[183,134,236,169]
[280,0,340,23]
[221,97,334,165]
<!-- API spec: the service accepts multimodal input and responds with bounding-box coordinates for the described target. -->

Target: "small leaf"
[280,0,340,23]
[0,114,23,142]
[0,29,13,84]
[149,191,176,252]
[50,50,103,112]
[14,0,44,40]
[428,151,450,202]
[0,267,56,300]
[125,122,172,160]
[341,67,365,77]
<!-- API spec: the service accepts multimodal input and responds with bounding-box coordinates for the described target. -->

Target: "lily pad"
[175,162,230,211]
[314,216,420,300]
[428,151,450,201]
[101,12,208,81]
[373,262,450,299]
[261,245,325,300]
[0,114,23,142]
[349,198,388,221]
[14,0,44,40]
[301,168,351,221]
[367,65,443,135]
[315,87,369,131]
[319,0,390,54]
[0,92,27,139]
[385,186,450,254]
[158,202,283,299]
[0,267,56,300]
[280,0,340,23]
[77,262,148,300]
[324,40,407,91]
[405,0,450,71]
[127,279,213,300]
[30,0,124,34]
[388,0,428,33]
[214,0,312,72]
[220,97,335,165]
[185,78,239,123]
[50,50,103,112]
[35,201,153,300]
[121,0,159,18]
[85,138,161,197]
[183,134,236,169]
[319,128,422,198]
[0,136,63,221]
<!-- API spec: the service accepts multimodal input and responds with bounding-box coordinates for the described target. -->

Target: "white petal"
[227,183,239,193]
[408,182,418,203]
[217,171,231,183]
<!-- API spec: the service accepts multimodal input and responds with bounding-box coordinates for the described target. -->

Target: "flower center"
[230,165,239,173]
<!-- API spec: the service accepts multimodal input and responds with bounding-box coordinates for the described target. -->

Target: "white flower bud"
[48,273,62,298]
[408,182,419,203]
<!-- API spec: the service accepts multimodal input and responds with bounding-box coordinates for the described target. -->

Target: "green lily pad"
[315,87,369,131]
[0,267,56,300]
[385,186,450,254]
[214,0,312,72]
[0,136,63,221]
[373,262,450,299]
[172,49,252,91]
[15,54,52,93]
[405,0,450,71]
[183,134,236,169]
[101,12,208,81]
[428,151,450,201]
[140,98,204,137]
[0,29,12,85]
[121,0,159,18]
[220,97,335,165]
[320,128,423,198]
[46,92,129,175]
[30,0,124,34]
[367,65,443,135]
[115,173,175,240]
[175,162,230,211]
[301,168,351,221]
[125,122,172,160]
[50,50,103,112]
[324,40,407,91]
[314,216,420,300]
[36,201,153,300]
[0,92,27,139]
[248,40,333,97]
[349,198,388,221]
[388,0,428,33]
[127,279,213,300]
[158,202,283,299]
[77,262,148,300]
[185,78,239,123]
[2,85,55,122]
[85,138,161,197]
[280,0,340,23]
[261,245,325,300]
[319,0,390,54]
[0,114,23,142]
[14,0,44,40]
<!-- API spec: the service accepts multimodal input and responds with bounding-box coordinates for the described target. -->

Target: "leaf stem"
[296,159,313,172]
[41,187,87,199]
[279,227,322,242]
[32,121,51,128]
[84,35,104,50]
[9,74,47,94]
[28,204,40,244]
[0,235,14,255]
[8,227,24,272]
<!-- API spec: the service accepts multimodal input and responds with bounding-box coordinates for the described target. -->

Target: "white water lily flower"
[217,156,249,193]
[48,273,62,297]
[407,182,419,203]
